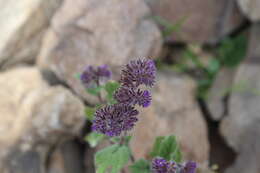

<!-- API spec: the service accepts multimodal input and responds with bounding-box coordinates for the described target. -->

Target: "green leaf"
[150,135,182,163]
[129,159,150,173]
[95,144,130,173]
[207,58,220,75]
[87,86,103,96]
[149,136,164,157]
[85,106,96,121]
[74,73,81,79]
[152,15,188,38]
[104,81,120,104]
[183,48,205,70]
[218,34,247,67]
[85,132,106,147]
[110,136,132,146]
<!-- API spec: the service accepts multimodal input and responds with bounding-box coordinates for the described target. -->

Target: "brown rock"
[237,0,260,21]
[0,67,85,172]
[47,140,85,173]
[220,24,260,173]
[37,0,162,104]
[146,0,244,43]
[130,71,209,169]
[0,0,63,69]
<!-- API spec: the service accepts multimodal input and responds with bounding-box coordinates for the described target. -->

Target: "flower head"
[92,104,139,137]
[152,157,169,173]
[120,58,156,88]
[114,87,152,107]
[152,157,197,173]
[181,161,197,173]
[97,65,112,78]
[80,65,111,87]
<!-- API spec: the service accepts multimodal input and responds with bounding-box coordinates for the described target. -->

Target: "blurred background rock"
[0,0,259,173]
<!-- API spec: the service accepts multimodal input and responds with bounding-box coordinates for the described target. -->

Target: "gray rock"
[208,67,237,120]
[220,24,260,173]
[0,67,85,173]
[130,71,209,170]
[0,0,63,69]
[237,0,260,21]
[37,0,162,104]
[146,0,244,43]
[224,124,260,173]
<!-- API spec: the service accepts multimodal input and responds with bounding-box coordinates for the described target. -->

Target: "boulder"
[130,71,209,169]
[47,140,85,173]
[0,67,85,173]
[146,0,244,43]
[0,0,63,69]
[220,24,260,173]
[37,0,162,104]
[237,0,260,21]
[207,67,237,120]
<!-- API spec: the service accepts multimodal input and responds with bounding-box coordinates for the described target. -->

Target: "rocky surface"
[37,0,162,104]
[47,140,85,173]
[220,24,260,173]
[146,0,244,43]
[237,0,260,21]
[0,67,85,172]
[208,67,237,120]
[130,71,209,169]
[0,0,63,69]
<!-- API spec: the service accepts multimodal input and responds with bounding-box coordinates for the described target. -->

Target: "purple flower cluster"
[92,104,138,136]
[92,58,156,137]
[114,87,152,108]
[121,59,156,88]
[80,65,111,87]
[152,157,197,173]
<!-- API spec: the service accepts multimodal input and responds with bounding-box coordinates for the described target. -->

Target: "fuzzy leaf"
[104,81,120,104]
[129,159,150,173]
[87,86,103,96]
[218,34,247,67]
[150,135,182,163]
[95,144,130,173]
[85,106,96,121]
[85,132,105,147]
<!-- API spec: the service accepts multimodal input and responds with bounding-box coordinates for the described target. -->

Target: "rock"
[237,0,260,21]
[47,140,85,173]
[207,67,237,120]
[146,0,244,43]
[130,71,209,169]
[0,67,85,172]
[37,0,162,104]
[224,124,260,173]
[220,24,260,173]
[4,149,42,173]
[0,0,63,69]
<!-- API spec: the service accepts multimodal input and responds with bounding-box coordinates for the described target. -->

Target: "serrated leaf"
[85,106,96,121]
[129,159,150,173]
[85,132,105,147]
[110,136,132,146]
[104,81,120,104]
[87,86,103,96]
[218,34,247,67]
[172,148,182,163]
[95,144,130,173]
[150,135,182,163]
[158,136,178,160]
[149,136,164,157]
